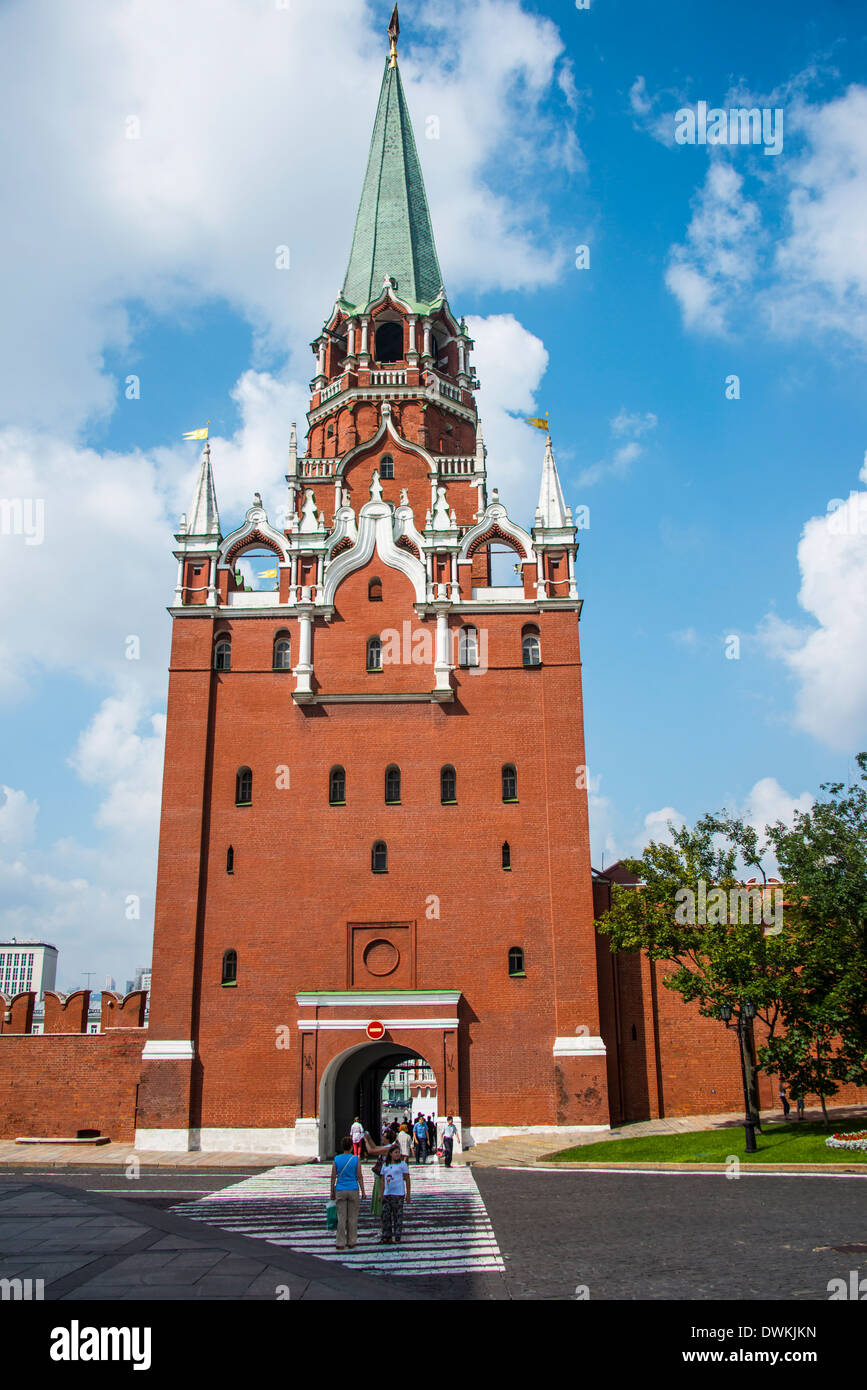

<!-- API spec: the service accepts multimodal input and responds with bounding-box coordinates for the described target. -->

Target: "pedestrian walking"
[441,1114,458,1167]
[396,1123,412,1160]
[350,1116,364,1156]
[330,1136,365,1250]
[795,1089,805,1120]
[778,1084,790,1118]
[427,1115,437,1156]
[380,1142,411,1245]
[412,1114,428,1164]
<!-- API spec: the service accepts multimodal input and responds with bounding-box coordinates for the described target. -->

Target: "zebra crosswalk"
[171,1159,505,1277]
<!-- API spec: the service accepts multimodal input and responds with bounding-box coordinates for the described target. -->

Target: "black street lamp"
[720,1001,758,1154]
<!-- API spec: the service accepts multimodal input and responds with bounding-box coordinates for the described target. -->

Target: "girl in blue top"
[330,1136,366,1250]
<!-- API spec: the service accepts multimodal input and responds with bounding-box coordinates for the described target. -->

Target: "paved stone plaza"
[0,1157,864,1301]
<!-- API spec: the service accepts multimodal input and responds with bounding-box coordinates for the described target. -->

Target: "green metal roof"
[340,57,444,316]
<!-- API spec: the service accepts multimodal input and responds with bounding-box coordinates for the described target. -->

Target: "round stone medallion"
[363,939,400,977]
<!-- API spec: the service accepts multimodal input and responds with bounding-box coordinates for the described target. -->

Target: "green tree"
[598,756,867,1130]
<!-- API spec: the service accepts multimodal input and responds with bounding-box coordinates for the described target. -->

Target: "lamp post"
[720,1001,758,1154]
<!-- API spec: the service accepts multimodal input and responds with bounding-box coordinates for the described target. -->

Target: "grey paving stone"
[198,1254,268,1276]
[149,1235,211,1251]
[188,1274,262,1294]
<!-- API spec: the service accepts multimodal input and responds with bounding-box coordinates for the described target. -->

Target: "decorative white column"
[293,606,314,702]
[422,319,432,359]
[433,608,452,700]
[174,558,184,605]
[567,549,578,598]
[360,316,370,357]
[457,340,466,375]
[536,551,547,598]
[207,557,217,606]
[317,339,326,377]
[408,316,417,355]
[347,320,357,359]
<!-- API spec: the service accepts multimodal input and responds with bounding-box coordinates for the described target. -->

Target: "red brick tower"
[135,8,608,1156]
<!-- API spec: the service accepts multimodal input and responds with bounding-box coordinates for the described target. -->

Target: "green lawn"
[546,1121,867,1165]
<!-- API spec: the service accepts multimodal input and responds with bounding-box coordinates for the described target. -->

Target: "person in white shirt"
[442,1115,459,1168]
[350,1117,364,1157]
[380,1143,411,1244]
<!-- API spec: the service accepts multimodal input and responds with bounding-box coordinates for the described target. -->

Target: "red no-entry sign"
[366,1020,385,1040]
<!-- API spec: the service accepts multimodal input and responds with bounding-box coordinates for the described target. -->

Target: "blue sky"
[0,0,865,988]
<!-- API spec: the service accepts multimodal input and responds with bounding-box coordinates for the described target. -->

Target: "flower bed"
[825,1130,867,1151]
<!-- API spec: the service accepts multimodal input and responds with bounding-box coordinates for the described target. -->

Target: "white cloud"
[658,82,867,348]
[577,408,658,487]
[628,75,690,145]
[465,313,550,523]
[69,693,166,842]
[665,160,763,335]
[738,777,813,833]
[0,787,39,849]
[635,806,686,852]
[758,456,867,750]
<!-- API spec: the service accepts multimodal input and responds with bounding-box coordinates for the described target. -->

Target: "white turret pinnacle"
[187,440,220,538]
[536,434,568,528]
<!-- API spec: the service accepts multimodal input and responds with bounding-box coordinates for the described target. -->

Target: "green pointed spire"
[340,52,445,316]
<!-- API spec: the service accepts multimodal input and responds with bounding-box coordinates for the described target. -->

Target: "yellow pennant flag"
[183,424,209,440]
[525,416,549,431]
[257,569,278,579]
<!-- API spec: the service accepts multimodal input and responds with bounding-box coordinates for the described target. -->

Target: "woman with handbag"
[330,1135,365,1250]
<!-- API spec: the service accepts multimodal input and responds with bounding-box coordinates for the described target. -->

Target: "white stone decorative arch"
[457,503,534,564]
[322,500,427,605]
[218,504,290,571]
[325,505,359,558]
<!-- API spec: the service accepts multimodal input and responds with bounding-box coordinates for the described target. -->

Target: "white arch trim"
[458,504,534,564]
[217,505,290,569]
[322,500,427,604]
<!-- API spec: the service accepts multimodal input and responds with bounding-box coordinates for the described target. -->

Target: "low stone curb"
[532,1159,867,1173]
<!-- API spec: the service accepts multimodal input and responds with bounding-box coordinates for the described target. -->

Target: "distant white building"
[381,1058,438,1120]
[0,941,57,1001]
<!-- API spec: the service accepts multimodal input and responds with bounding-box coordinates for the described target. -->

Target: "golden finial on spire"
[388,4,400,67]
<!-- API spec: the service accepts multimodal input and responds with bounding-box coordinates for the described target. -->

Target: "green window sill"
[372,868,388,874]
[441,799,457,806]
[367,667,383,674]
[509,971,526,979]
[221,980,237,988]
[235,801,252,808]
[330,800,346,807]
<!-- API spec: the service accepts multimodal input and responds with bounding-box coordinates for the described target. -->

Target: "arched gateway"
[318,1041,436,1162]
